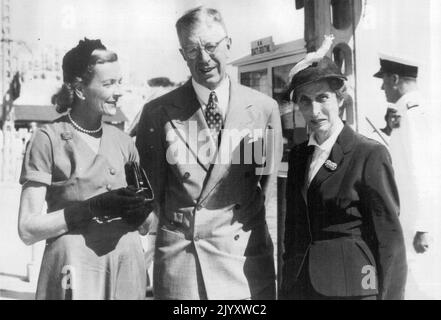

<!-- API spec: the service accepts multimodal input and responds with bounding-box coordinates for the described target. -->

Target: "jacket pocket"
[308,240,379,297]
[343,240,379,296]
[354,240,377,267]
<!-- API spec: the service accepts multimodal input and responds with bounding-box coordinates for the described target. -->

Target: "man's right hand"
[413,232,430,253]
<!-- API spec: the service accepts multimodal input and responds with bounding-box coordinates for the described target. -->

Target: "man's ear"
[226,37,232,50]
[179,48,187,62]
[391,73,400,86]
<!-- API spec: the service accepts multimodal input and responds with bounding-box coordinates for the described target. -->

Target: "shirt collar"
[192,76,230,106]
[308,120,344,152]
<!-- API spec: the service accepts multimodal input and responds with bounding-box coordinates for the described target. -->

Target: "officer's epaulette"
[407,102,419,110]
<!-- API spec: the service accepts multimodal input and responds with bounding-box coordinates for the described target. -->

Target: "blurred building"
[12,105,127,130]
[233,1,435,153]
[294,0,435,136]
[232,37,307,159]
[126,77,177,137]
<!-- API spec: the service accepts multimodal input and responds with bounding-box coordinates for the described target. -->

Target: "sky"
[11,0,304,84]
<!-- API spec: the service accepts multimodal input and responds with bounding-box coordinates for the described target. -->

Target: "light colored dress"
[20,115,147,300]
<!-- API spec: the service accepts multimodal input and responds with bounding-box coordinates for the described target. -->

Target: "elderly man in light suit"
[136,6,282,300]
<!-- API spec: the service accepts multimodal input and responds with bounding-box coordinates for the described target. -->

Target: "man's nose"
[198,47,212,62]
[311,101,322,116]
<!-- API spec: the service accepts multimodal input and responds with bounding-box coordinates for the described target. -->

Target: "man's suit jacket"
[136,79,283,299]
[281,125,407,299]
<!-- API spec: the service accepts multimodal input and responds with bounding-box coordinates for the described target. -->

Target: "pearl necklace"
[67,111,102,134]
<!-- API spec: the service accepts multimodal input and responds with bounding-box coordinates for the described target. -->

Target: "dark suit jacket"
[281,125,407,299]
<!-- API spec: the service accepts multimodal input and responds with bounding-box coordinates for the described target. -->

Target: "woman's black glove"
[121,197,155,228]
[88,187,146,219]
[64,188,147,230]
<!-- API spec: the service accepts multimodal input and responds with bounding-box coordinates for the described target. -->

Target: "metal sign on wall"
[251,36,275,55]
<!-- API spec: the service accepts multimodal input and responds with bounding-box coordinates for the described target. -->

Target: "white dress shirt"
[307,120,344,187]
[192,77,230,122]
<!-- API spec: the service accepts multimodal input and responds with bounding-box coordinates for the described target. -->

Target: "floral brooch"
[324,159,337,171]
[61,132,73,140]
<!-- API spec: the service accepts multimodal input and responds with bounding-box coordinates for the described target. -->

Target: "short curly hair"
[54,48,118,113]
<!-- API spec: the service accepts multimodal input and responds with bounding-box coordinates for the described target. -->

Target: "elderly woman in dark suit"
[280,49,407,300]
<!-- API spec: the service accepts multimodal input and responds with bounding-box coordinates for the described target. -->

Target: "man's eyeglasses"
[182,36,229,59]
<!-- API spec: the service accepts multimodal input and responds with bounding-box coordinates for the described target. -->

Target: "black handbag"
[124,161,154,201]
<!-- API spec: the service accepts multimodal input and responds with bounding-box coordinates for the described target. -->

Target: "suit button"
[183,172,191,179]
[109,168,116,175]
[234,235,240,240]
[194,235,200,242]
[196,204,203,211]
[234,204,241,210]
[106,184,112,191]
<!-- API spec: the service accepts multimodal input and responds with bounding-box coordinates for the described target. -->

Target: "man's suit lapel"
[308,125,355,192]
[164,80,214,172]
[198,81,255,203]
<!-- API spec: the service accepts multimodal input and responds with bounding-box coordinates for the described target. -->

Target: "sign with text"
[251,36,275,55]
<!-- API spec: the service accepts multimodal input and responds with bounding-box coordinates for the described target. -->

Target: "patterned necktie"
[205,91,223,139]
